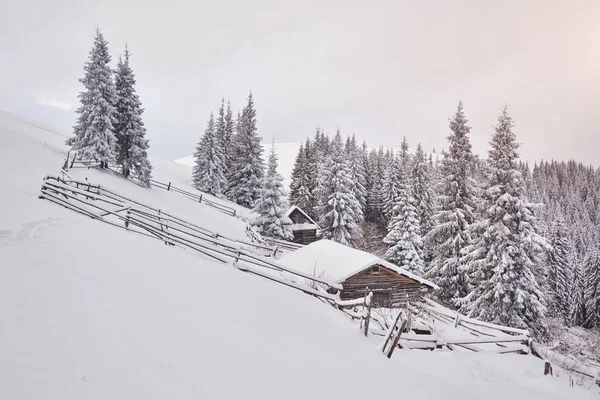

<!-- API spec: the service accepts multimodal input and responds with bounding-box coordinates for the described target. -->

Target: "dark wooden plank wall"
[292,229,317,245]
[339,265,429,307]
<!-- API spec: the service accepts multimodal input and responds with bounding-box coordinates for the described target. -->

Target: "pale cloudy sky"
[1,0,599,164]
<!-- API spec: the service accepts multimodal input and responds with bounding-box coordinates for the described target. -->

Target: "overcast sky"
[1,0,599,164]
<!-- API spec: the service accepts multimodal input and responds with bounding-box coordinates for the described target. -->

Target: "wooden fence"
[64,155,304,252]
[40,175,340,296]
[147,178,238,217]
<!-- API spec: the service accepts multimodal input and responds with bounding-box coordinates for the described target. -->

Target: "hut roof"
[285,205,320,230]
[278,239,438,289]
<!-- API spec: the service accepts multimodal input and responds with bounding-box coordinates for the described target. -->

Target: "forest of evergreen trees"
[285,104,600,336]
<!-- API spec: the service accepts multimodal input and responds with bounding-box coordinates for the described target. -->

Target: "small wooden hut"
[279,240,438,307]
[285,206,320,245]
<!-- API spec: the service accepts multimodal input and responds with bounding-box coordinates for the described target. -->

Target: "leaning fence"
[40,175,337,294]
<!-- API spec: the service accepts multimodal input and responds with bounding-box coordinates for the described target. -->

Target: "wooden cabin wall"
[292,229,317,245]
[340,265,429,307]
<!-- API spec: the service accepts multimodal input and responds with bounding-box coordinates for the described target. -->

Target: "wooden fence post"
[387,319,407,359]
[62,151,70,170]
[382,311,403,353]
[70,153,77,168]
[544,361,553,376]
[198,193,203,203]
[167,182,171,191]
[363,288,372,337]
[125,209,131,228]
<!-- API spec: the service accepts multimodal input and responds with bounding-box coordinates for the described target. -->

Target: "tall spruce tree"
[425,102,476,303]
[546,218,572,321]
[412,143,434,237]
[583,251,600,328]
[570,258,586,326]
[251,144,294,240]
[68,29,117,167]
[458,107,547,336]
[345,134,368,210]
[383,169,425,276]
[113,46,152,186]
[222,101,235,171]
[226,93,265,207]
[382,152,402,223]
[192,113,228,196]
[314,131,363,247]
[365,147,387,228]
[289,142,315,216]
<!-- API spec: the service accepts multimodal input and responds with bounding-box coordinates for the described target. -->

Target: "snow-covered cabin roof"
[285,205,320,230]
[278,239,438,289]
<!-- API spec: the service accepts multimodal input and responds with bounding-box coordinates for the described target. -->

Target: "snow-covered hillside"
[1,111,596,399]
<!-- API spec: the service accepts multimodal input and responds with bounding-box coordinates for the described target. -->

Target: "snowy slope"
[0,111,596,399]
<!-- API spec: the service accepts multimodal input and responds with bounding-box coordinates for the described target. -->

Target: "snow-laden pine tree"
[365,147,387,228]
[383,169,425,276]
[113,46,152,186]
[314,131,363,247]
[546,218,572,321]
[382,152,403,222]
[570,258,586,326]
[68,29,117,167]
[345,134,368,210]
[226,93,265,207]
[289,141,315,215]
[192,113,228,196]
[425,102,476,303]
[222,101,235,172]
[458,107,547,336]
[583,251,600,328]
[251,144,294,240]
[412,143,434,238]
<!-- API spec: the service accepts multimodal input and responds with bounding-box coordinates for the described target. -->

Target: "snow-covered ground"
[1,111,597,399]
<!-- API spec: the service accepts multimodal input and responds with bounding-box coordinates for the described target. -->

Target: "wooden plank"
[387,320,407,359]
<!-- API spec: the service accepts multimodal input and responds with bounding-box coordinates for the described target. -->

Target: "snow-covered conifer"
[314,131,363,247]
[458,107,547,336]
[383,169,425,276]
[425,102,476,303]
[192,113,228,196]
[114,46,152,186]
[583,251,600,328]
[289,141,315,215]
[412,143,434,237]
[251,144,293,240]
[68,29,117,167]
[226,93,265,207]
[546,218,572,321]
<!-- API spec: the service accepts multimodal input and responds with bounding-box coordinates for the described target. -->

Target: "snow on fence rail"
[65,157,303,253]
[65,155,239,219]
[39,175,341,297]
[531,341,600,383]
[147,178,238,218]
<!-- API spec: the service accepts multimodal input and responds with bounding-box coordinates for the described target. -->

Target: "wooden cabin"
[278,240,438,307]
[285,206,320,245]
